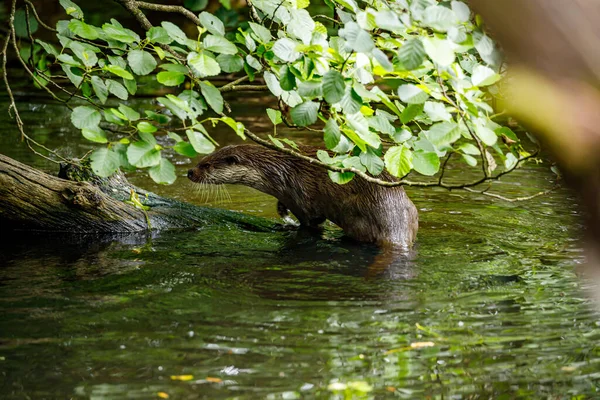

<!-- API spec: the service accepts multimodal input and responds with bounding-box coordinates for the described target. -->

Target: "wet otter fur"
[188,145,418,247]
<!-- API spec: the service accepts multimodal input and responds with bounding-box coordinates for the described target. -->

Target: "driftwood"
[0,154,275,234]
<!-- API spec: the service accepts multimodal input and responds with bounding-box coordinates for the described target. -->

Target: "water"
[0,93,599,399]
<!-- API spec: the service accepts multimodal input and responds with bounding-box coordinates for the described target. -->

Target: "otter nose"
[187,169,194,180]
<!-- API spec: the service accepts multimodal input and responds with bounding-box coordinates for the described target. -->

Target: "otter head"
[187,145,262,186]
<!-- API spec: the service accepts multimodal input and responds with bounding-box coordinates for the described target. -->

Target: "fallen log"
[0,153,275,234]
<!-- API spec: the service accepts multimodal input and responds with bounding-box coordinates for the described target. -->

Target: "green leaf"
[298,81,323,97]
[157,71,186,86]
[147,26,171,44]
[288,8,315,45]
[102,23,139,43]
[346,113,381,149]
[424,101,452,122]
[61,64,83,86]
[328,171,355,184]
[475,124,497,146]
[424,37,455,66]
[106,79,128,100]
[279,65,296,91]
[339,21,374,53]
[398,38,426,70]
[340,87,363,114]
[35,39,59,56]
[69,42,98,67]
[342,156,366,173]
[146,111,171,125]
[82,126,108,143]
[249,21,272,43]
[199,12,225,36]
[397,84,429,104]
[272,38,301,62]
[203,35,237,54]
[471,65,501,86]
[413,150,440,175]
[118,104,140,121]
[495,126,518,142]
[138,121,157,134]
[104,65,134,80]
[186,129,215,154]
[220,117,246,139]
[184,0,208,11]
[127,50,157,76]
[90,76,108,104]
[384,145,413,178]
[174,141,198,157]
[360,148,384,175]
[216,54,244,73]
[244,54,261,71]
[71,106,101,129]
[324,118,341,150]
[290,101,319,126]
[462,154,478,167]
[458,143,481,155]
[14,9,38,38]
[90,148,120,177]
[59,0,83,19]
[187,51,221,77]
[452,1,471,22]
[428,122,461,148]
[127,141,161,168]
[367,114,395,135]
[149,158,177,184]
[423,5,457,32]
[266,108,282,125]
[400,102,423,124]
[68,20,98,40]
[199,81,224,114]
[158,96,187,120]
[505,152,518,170]
[322,70,345,104]
[375,10,403,32]
[161,21,188,45]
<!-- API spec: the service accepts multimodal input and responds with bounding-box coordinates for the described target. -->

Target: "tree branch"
[135,1,201,25]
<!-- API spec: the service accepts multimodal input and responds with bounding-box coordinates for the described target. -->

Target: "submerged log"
[0,154,275,233]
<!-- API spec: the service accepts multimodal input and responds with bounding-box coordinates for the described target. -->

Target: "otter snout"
[187,168,200,183]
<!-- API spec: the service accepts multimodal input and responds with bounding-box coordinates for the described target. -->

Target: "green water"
[0,94,599,399]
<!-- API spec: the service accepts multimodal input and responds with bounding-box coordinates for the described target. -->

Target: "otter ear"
[224,155,240,165]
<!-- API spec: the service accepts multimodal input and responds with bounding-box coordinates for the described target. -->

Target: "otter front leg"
[277,200,298,226]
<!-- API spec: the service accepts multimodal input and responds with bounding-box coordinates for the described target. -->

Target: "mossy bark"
[0,154,275,234]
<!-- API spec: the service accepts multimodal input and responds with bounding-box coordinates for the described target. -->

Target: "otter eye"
[224,156,239,165]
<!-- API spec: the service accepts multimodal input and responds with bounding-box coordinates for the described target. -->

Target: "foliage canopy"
[7,0,538,191]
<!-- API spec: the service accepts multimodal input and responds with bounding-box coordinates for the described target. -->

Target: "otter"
[187,145,418,247]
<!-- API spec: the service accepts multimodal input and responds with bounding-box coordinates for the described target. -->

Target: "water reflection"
[0,94,598,399]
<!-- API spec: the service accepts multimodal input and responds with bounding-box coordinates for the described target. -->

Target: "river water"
[0,93,598,399]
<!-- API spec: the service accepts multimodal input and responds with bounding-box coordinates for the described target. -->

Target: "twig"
[2,0,70,165]
[219,75,250,91]
[23,0,56,32]
[463,185,560,202]
[247,0,263,23]
[135,1,201,25]
[219,84,268,93]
